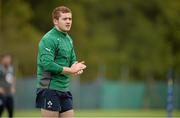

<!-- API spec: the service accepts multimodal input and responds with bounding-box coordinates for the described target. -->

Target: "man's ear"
[53,19,58,25]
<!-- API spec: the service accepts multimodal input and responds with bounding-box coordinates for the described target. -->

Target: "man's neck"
[55,26,66,33]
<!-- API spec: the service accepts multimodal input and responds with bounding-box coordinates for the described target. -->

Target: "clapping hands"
[71,61,86,75]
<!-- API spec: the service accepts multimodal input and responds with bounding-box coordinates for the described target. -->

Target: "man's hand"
[71,61,86,74]
[62,61,86,75]
[0,87,5,95]
[75,69,83,75]
[11,87,16,95]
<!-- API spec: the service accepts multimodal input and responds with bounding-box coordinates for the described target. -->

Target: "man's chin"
[64,29,70,32]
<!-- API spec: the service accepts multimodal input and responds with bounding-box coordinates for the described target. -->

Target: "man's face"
[2,56,12,67]
[54,12,72,32]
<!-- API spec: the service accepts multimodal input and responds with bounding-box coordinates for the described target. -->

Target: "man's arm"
[70,47,77,66]
[38,38,63,74]
[0,87,5,95]
[11,76,16,94]
[39,38,86,75]
[62,61,86,75]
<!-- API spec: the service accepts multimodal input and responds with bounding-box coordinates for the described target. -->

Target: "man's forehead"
[60,12,72,18]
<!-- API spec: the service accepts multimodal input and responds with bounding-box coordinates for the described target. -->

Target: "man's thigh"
[41,108,59,118]
[0,95,5,115]
[59,109,74,118]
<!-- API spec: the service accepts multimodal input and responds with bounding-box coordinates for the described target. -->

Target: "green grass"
[2,109,180,117]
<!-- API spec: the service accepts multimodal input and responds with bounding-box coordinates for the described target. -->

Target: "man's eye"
[62,18,72,20]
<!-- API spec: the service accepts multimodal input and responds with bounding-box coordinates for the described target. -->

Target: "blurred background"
[0,0,180,117]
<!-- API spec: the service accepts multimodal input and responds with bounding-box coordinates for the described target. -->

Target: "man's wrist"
[62,67,74,75]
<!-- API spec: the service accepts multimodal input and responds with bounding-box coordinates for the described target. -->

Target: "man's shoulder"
[39,30,60,46]
[42,28,58,40]
[0,65,5,76]
[0,64,3,70]
[39,28,60,47]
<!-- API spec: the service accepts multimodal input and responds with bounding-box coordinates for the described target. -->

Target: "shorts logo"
[47,100,53,108]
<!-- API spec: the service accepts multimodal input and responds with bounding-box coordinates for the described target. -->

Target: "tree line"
[0,0,180,81]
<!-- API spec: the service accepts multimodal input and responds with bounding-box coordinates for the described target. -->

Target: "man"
[0,54,16,118]
[36,6,86,117]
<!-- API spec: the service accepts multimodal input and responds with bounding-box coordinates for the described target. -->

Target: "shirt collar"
[54,26,67,36]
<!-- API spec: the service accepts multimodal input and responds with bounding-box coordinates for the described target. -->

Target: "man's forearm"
[62,61,86,75]
[62,67,74,75]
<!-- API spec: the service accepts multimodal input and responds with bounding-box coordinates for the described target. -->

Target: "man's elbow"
[41,61,52,71]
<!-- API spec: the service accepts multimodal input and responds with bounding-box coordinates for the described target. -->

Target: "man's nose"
[66,19,71,23]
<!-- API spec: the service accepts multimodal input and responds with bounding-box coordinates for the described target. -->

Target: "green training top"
[37,27,76,91]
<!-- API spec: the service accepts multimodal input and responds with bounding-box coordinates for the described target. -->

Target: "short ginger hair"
[52,6,72,20]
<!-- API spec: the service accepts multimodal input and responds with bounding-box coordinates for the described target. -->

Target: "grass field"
[2,109,180,117]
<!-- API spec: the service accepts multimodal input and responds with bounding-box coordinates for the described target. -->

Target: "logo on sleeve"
[45,48,51,52]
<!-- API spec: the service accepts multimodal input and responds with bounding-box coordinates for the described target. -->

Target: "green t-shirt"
[37,27,76,91]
